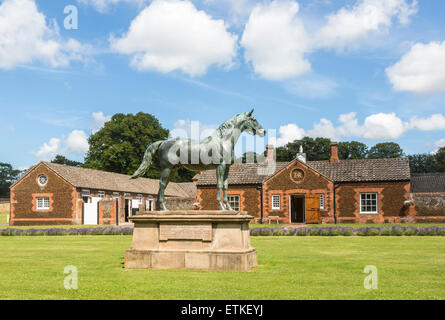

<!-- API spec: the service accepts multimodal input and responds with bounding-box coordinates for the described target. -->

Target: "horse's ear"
[247,109,254,117]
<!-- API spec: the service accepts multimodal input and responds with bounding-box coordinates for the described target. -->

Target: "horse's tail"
[131,141,163,179]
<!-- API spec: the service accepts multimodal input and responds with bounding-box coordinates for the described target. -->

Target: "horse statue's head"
[239,109,266,137]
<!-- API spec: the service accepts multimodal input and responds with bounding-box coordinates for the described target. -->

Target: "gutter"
[257,184,263,224]
[333,183,340,224]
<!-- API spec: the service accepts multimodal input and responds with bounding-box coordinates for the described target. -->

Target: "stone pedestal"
[124,210,257,271]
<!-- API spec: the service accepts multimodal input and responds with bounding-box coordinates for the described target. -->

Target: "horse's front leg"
[223,166,233,211]
[216,164,225,210]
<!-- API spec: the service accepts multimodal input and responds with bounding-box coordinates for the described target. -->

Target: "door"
[124,199,132,222]
[305,195,321,224]
[83,197,100,225]
[290,195,305,223]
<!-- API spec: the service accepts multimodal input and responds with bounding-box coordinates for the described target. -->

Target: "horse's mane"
[216,115,238,138]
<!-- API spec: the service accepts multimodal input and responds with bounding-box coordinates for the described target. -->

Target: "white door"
[84,197,100,225]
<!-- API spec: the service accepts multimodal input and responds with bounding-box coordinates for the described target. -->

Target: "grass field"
[1,236,444,299]
[0,212,9,225]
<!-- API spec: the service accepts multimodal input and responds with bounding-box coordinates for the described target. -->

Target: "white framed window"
[137,194,143,204]
[113,193,120,199]
[360,193,378,214]
[320,194,325,210]
[124,193,131,199]
[81,189,90,197]
[98,191,105,198]
[36,197,50,210]
[272,195,281,210]
[37,175,48,186]
[228,195,240,211]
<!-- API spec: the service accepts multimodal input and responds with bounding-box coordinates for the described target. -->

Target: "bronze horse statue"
[131,110,266,211]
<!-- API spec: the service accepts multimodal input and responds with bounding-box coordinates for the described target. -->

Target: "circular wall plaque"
[290,168,305,183]
[38,175,48,186]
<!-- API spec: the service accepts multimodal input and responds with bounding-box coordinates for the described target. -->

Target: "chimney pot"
[330,142,339,163]
[265,145,275,164]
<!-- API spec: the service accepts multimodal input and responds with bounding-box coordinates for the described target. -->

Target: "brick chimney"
[265,145,275,164]
[330,142,339,163]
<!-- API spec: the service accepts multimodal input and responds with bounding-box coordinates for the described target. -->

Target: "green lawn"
[0,212,9,225]
[0,236,444,299]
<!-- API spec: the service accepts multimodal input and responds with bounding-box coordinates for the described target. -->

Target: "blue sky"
[1,0,445,170]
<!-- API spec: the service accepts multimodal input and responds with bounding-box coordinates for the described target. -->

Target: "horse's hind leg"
[156,167,171,211]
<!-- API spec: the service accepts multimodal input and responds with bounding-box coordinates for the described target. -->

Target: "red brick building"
[196,143,418,224]
[9,162,196,226]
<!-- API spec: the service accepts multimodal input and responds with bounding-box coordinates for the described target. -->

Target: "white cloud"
[34,138,61,161]
[91,112,112,133]
[408,114,445,131]
[33,129,90,161]
[316,0,417,50]
[240,1,311,80]
[434,139,445,151]
[361,112,406,140]
[77,0,146,13]
[270,123,306,147]
[110,0,238,77]
[66,130,89,154]
[0,0,88,69]
[386,41,445,94]
[273,112,409,146]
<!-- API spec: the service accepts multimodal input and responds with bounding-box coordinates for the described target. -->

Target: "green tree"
[338,141,368,160]
[276,137,332,162]
[238,152,262,163]
[435,147,445,172]
[408,153,437,173]
[84,112,194,181]
[0,163,21,198]
[368,142,404,159]
[51,155,83,167]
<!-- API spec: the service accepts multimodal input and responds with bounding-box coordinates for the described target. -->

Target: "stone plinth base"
[124,210,257,271]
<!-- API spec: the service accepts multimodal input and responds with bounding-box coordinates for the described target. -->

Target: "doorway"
[124,199,131,222]
[290,195,305,223]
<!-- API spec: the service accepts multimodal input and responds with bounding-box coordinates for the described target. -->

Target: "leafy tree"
[51,155,83,167]
[238,152,262,163]
[368,142,404,159]
[408,153,437,173]
[276,137,332,162]
[338,141,368,160]
[84,112,193,182]
[0,163,21,198]
[435,147,445,172]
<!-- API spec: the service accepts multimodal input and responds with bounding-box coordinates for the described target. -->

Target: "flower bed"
[249,226,445,237]
[0,226,133,236]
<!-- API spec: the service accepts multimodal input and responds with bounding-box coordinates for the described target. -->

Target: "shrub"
[341,228,353,236]
[285,228,296,236]
[260,228,272,236]
[273,229,284,236]
[296,228,307,236]
[366,228,380,236]
[404,228,415,236]
[309,228,320,236]
[250,229,260,236]
[320,228,331,236]
[392,227,404,236]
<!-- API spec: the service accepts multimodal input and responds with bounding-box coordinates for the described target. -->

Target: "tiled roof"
[411,173,445,193]
[196,158,411,186]
[175,182,198,198]
[42,162,189,197]
[306,158,411,183]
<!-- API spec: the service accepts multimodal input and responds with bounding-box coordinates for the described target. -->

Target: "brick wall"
[263,160,334,224]
[10,163,77,226]
[411,193,445,223]
[336,181,411,224]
